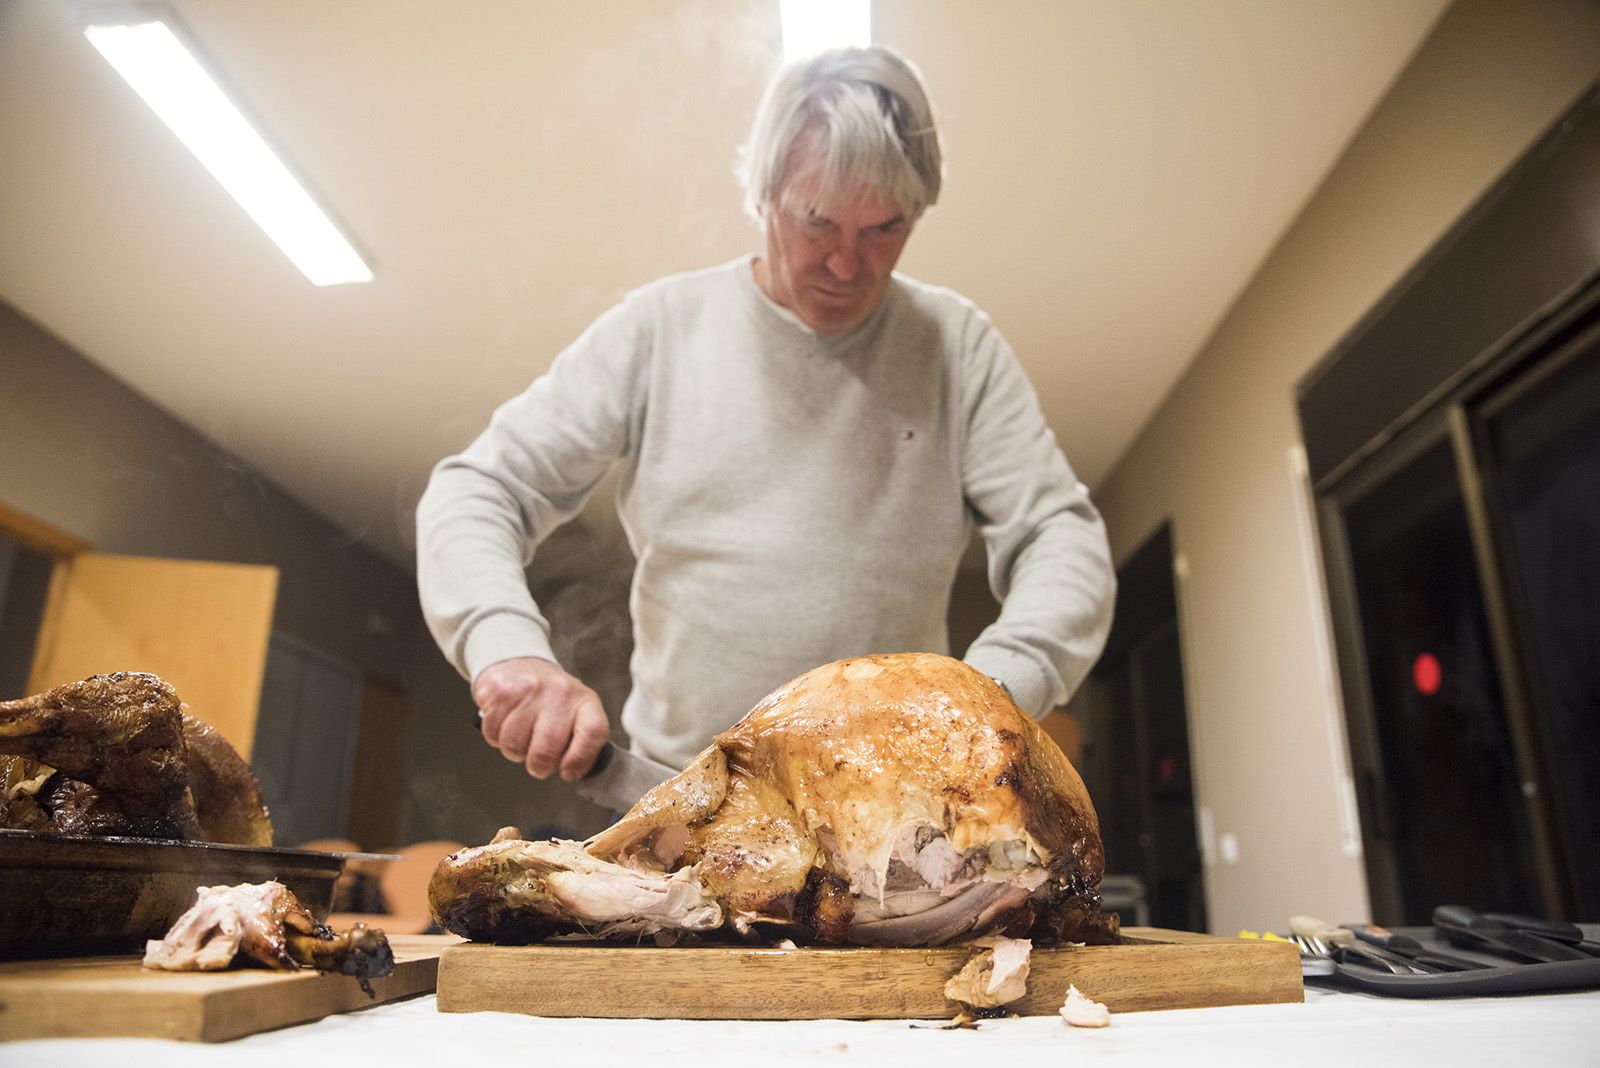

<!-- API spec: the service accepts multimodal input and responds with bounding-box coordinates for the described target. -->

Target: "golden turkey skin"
[431,653,1119,947]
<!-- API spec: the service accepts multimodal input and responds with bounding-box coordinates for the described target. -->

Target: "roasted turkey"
[144,881,394,995]
[0,672,273,845]
[430,653,1118,947]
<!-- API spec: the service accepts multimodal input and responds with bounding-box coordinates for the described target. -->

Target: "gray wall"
[0,536,50,698]
[0,296,734,848]
[0,298,466,841]
[0,299,418,680]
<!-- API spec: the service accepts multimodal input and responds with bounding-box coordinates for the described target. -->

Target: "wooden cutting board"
[0,933,460,1042]
[436,927,1301,1019]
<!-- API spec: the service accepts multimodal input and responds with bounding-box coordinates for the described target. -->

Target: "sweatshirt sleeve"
[956,314,1115,718]
[415,296,650,683]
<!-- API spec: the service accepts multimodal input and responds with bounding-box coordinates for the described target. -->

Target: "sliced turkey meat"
[944,936,1033,1009]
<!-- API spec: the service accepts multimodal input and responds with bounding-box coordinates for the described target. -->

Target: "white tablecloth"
[5,983,1598,1067]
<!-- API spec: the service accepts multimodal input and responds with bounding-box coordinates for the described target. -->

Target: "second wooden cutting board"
[436,927,1302,1019]
[0,933,460,1042]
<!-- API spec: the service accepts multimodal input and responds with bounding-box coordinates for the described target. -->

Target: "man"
[416,46,1114,788]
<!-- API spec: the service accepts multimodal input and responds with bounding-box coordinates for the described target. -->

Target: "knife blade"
[1432,904,1592,963]
[573,741,677,812]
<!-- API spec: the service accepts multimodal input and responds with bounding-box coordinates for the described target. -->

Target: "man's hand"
[472,657,609,781]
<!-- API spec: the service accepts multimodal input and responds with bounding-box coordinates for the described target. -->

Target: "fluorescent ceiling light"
[84,17,372,286]
[780,0,871,62]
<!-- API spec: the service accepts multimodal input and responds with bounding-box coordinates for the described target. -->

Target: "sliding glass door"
[1322,313,1600,922]
[1474,328,1600,916]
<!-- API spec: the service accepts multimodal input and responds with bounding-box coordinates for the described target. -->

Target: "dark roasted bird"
[0,672,272,845]
[430,653,1118,947]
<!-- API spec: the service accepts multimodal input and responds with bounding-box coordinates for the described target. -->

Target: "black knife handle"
[1482,912,1583,944]
[582,742,616,779]
[1433,904,1590,962]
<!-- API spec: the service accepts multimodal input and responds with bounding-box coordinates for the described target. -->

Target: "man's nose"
[823,235,859,281]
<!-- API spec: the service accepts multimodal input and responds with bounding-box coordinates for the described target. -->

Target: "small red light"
[1413,653,1442,696]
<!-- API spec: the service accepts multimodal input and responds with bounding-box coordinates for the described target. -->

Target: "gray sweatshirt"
[416,256,1114,768]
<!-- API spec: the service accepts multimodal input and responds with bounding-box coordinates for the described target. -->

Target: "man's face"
[758,172,914,335]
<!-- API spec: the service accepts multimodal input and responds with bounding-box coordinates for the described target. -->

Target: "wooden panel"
[0,934,458,1042]
[26,553,278,759]
[436,928,1302,1019]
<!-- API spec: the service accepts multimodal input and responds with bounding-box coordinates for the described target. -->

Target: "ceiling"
[0,0,1449,570]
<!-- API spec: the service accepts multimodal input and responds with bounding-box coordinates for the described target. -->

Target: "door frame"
[1091,523,1208,932]
[0,502,92,559]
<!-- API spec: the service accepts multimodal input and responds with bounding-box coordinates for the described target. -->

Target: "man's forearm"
[964,493,1115,718]
[416,459,558,681]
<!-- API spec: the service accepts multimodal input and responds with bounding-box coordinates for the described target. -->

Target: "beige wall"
[1094,0,1600,933]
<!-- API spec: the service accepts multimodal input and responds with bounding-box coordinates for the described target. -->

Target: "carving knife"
[1342,922,1488,971]
[573,741,677,812]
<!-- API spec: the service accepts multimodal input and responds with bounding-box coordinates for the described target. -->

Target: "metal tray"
[1304,924,1600,998]
[0,828,396,959]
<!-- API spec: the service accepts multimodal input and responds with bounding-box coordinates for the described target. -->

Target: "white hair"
[737,45,943,224]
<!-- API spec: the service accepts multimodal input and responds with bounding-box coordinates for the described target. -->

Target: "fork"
[1291,933,1336,977]
[1294,933,1430,974]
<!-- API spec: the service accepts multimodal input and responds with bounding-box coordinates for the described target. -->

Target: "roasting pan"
[0,829,396,959]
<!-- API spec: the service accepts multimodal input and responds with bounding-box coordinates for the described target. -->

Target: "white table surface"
[4,982,1598,1067]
